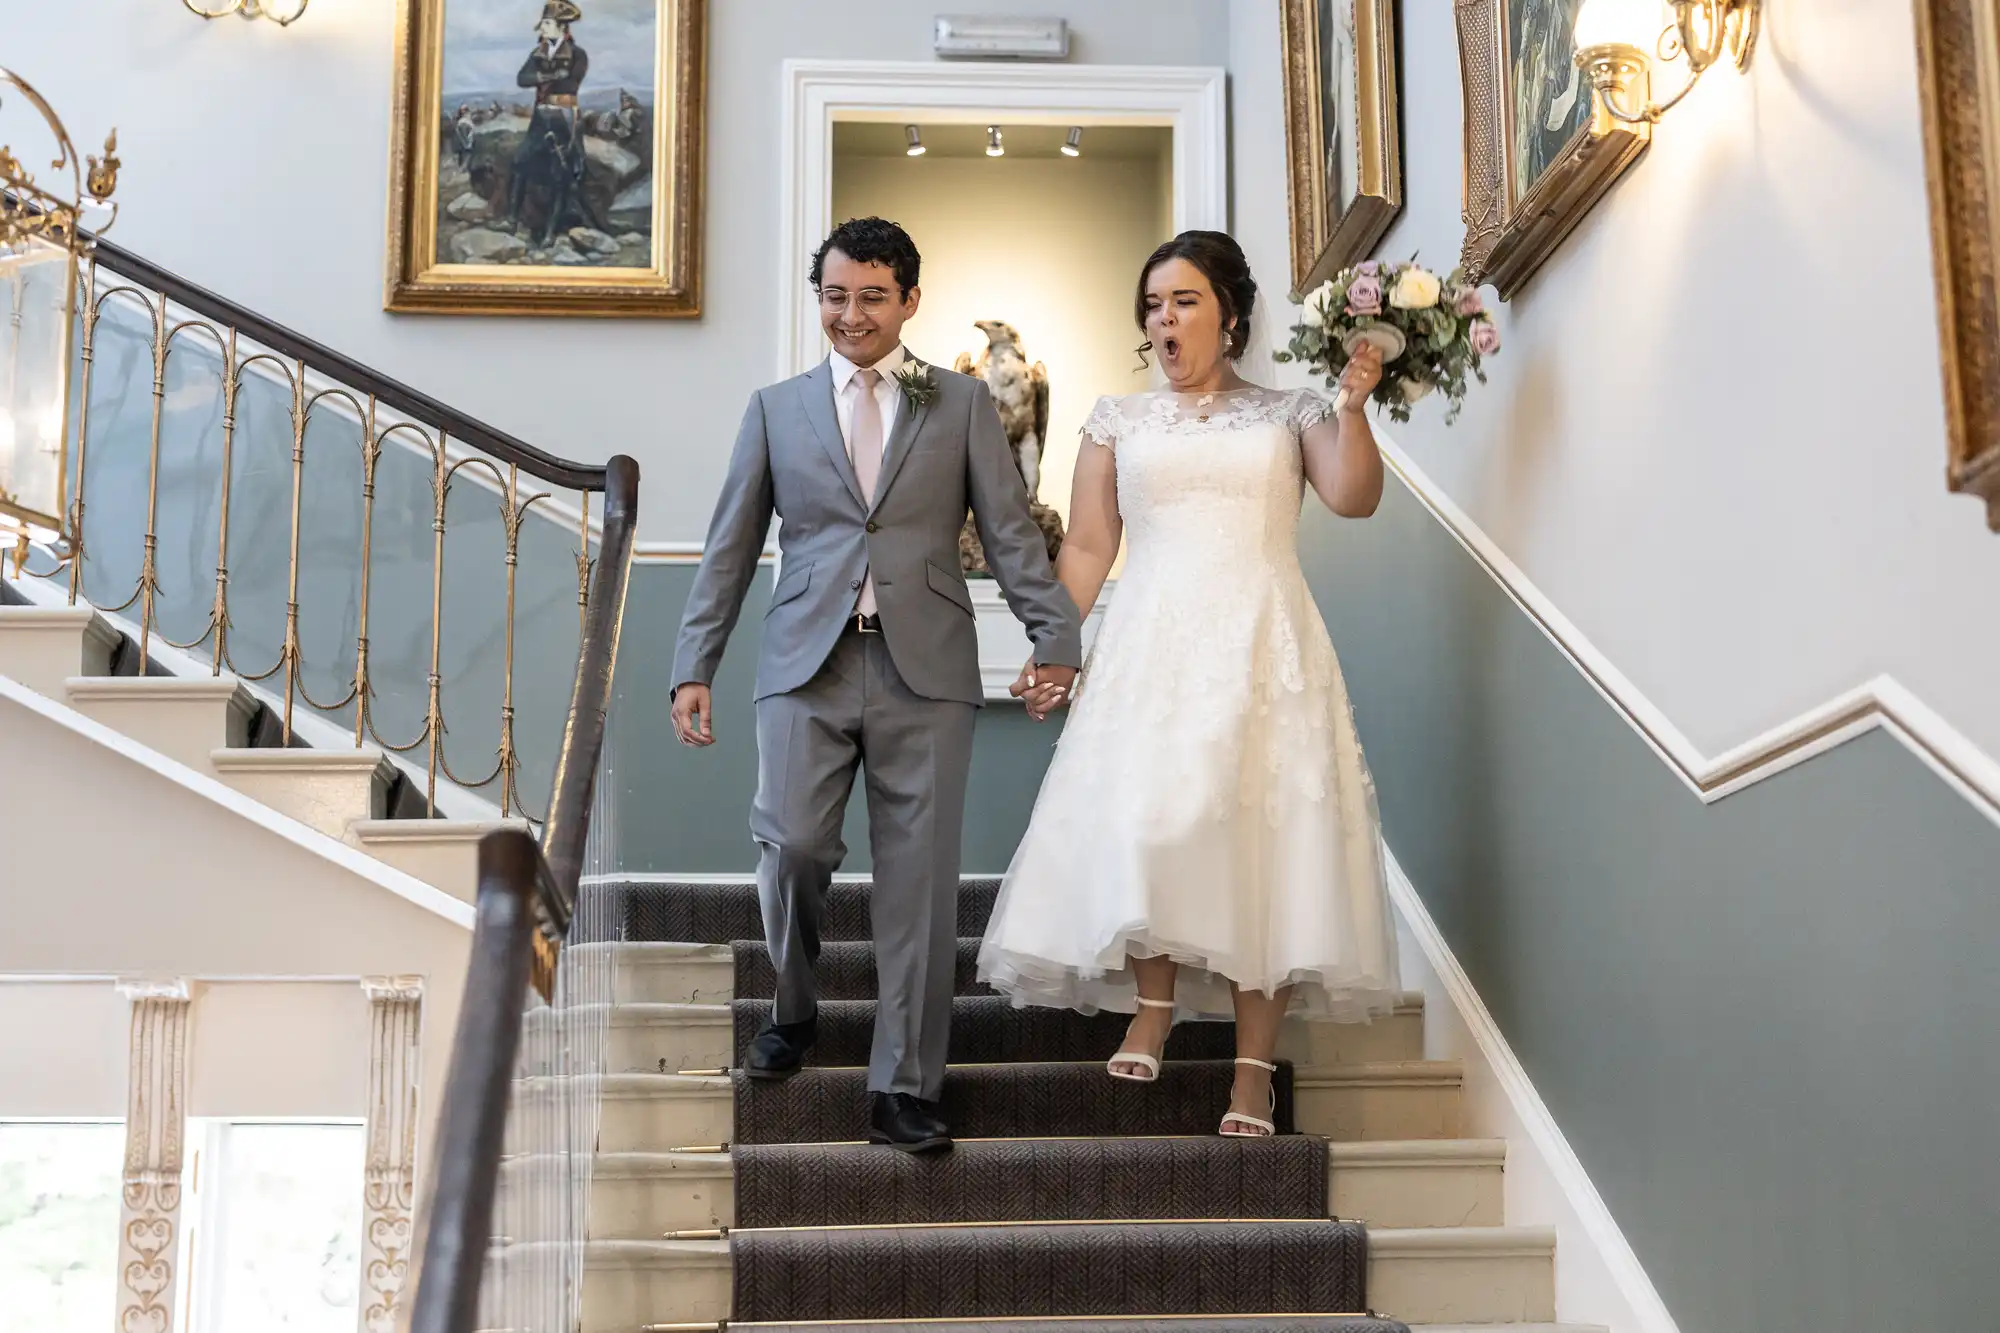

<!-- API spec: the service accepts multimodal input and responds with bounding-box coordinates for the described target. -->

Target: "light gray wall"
[8,0,1231,541]
[1302,481,2000,1333]
[611,561,1064,874]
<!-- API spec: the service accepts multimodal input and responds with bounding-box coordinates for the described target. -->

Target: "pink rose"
[1471,319,1501,355]
[1346,272,1384,316]
[1355,260,1381,277]
[1452,287,1484,317]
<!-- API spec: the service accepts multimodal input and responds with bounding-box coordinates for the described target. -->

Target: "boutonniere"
[891,359,940,411]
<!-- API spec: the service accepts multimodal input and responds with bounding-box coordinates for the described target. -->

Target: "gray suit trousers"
[751,626,975,1099]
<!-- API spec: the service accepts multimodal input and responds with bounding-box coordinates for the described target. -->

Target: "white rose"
[1401,377,1435,403]
[1302,281,1339,327]
[1389,267,1442,310]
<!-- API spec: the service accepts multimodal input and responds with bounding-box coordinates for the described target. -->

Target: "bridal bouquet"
[1276,260,1500,424]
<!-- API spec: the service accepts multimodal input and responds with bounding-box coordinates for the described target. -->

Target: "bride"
[978,230,1401,1137]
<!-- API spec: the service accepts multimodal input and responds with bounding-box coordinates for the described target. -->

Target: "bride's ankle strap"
[1234,1057,1278,1072]
[1134,997,1176,1010]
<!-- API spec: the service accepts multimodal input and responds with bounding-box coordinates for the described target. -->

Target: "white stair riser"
[565,1241,1555,1330]
[1331,1157,1503,1229]
[352,836,479,902]
[67,691,250,772]
[1297,1075,1463,1141]
[0,609,118,699]
[213,759,385,837]
[570,1150,1500,1240]
[615,952,734,1005]
[1369,1243,1558,1325]
[585,1072,1463,1153]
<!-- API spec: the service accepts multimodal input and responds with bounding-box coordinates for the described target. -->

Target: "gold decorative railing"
[7,231,617,821]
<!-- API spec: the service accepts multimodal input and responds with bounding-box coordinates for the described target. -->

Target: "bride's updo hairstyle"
[1135,230,1258,363]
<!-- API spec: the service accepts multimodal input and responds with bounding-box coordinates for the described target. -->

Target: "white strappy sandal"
[1219,1057,1279,1136]
[1105,997,1177,1083]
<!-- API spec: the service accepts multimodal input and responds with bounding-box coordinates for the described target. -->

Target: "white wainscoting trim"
[0,670,473,930]
[779,59,1228,382]
[1384,845,1679,1333]
[1378,439,2000,827]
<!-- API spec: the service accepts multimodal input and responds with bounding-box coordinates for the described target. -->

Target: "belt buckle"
[856,613,879,635]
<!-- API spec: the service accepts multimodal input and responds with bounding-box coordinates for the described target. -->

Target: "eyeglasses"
[818,287,895,313]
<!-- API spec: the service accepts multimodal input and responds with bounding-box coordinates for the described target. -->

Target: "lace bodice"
[1083,386,1333,579]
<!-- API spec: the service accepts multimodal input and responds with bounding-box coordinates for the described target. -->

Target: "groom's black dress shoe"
[869,1093,953,1153]
[743,1015,816,1081]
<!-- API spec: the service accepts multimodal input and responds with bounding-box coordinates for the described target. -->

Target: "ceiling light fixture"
[182,0,310,26]
[904,125,926,157]
[1061,127,1083,157]
[986,126,1005,158]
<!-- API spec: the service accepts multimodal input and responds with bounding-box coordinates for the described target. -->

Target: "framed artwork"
[1912,0,2000,529]
[385,0,706,317]
[1456,0,1647,298]
[1280,0,1403,298]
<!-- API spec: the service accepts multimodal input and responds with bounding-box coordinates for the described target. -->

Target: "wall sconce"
[985,126,1005,158]
[1061,127,1083,158]
[904,125,926,157]
[1573,0,1759,128]
[182,0,310,26]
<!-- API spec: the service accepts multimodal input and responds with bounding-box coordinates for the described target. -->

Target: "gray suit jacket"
[672,355,1083,706]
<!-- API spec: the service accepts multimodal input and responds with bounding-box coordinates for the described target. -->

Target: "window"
[183,1121,366,1333]
[0,1121,125,1333]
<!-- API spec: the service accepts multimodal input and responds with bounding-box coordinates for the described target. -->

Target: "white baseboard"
[1384,843,1678,1333]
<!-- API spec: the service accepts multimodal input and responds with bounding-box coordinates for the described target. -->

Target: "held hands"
[1339,343,1384,408]
[1009,660,1078,722]
[671,683,715,747]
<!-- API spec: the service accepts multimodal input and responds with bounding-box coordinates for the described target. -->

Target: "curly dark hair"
[811,217,922,296]
[1135,230,1258,361]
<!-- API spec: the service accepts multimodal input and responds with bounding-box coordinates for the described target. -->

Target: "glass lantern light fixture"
[1573,0,1760,128]
[0,67,119,576]
[181,0,310,26]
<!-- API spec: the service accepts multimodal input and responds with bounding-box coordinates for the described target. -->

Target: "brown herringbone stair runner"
[732,996,1243,1066]
[731,1220,1367,1322]
[616,876,1404,1332]
[736,938,995,999]
[731,1062,1296,1144]
[732,1137,1329,1226]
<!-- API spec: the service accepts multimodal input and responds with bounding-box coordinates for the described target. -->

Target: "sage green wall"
[612,563,1063,874]
[1302,482,2000,1333]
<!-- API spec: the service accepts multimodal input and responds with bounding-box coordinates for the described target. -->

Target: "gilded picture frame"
[1456,0,1648,299]
[384,0,706,318]
[1913,0,2000,529]
[1280,0,1404,299]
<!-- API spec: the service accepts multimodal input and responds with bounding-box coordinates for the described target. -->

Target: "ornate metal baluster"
[426,435,449,817]
[279,357,306,742]
[355,397,381,747]
[500,462,522,818]
[136,292,167,670]
[208,327,239,675]
[66,258,100,606]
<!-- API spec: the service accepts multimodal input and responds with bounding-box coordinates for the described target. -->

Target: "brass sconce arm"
[1575,0,1759,131]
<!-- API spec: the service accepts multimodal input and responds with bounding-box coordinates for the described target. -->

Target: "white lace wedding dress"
[978,385,1401,1022]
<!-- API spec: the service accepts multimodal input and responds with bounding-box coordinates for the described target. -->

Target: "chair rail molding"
[777,58,1228,382]
[1376,436,2000,826]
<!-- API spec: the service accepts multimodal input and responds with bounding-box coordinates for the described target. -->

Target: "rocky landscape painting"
[385,0,704,315]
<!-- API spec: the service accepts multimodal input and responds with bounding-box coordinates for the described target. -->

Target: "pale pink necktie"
[849,368,883,615]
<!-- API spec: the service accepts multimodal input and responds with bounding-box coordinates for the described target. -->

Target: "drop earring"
[1221,330,1234,354]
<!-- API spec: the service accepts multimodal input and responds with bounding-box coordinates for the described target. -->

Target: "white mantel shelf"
[970,578,1112,701]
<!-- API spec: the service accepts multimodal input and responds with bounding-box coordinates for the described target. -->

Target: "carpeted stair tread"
[733,1062,1294,1144]
[620,879,1000,944]
[734,997,1238,1066]
[732,1135,1327,1226]
[735,939,994,1000]
[730,1219,1368,1322]
[732,1312,1408,1320]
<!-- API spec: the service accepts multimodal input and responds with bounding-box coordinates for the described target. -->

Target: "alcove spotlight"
[1061,127,1083,157]
[904,125,926,157]
[986,126,1005,158]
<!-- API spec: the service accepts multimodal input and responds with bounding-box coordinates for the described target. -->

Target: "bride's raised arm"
[1300,345,1386,519]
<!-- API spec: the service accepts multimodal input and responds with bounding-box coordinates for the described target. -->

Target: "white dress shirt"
[829,344,906,460]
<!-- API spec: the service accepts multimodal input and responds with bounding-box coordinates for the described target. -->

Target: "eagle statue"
[953,320,1066,574]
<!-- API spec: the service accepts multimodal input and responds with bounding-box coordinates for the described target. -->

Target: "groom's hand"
[671,683,715,747]
[1011,662,1077,722]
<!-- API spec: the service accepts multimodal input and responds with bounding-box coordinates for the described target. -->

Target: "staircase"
[0,594,518,904]
[503,877,1593,1333]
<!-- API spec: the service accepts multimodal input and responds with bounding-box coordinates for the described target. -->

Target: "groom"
[669,217,1082,1151]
